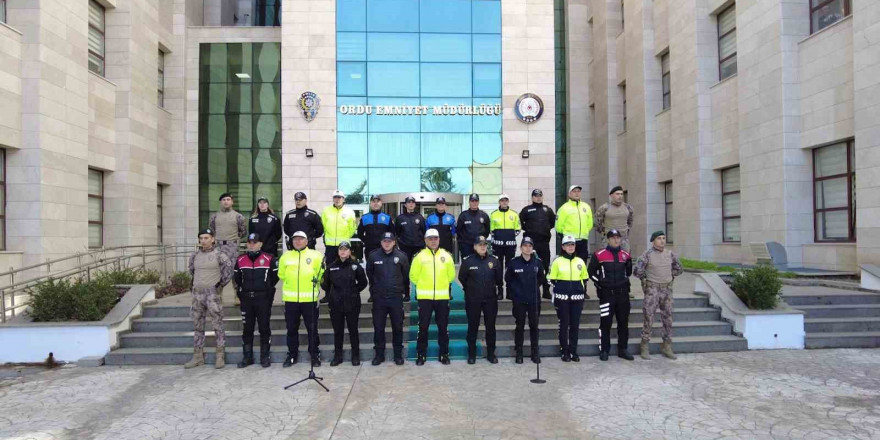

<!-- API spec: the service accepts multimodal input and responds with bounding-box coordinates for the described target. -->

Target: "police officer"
[458,236,502,364]
[278,231,325,368]
[233,233,279,368]
[587,229,634,361]
[505,237,547,364]
[556,185,594,263]
[357,195,395,259]
[595,186,634,251]
[490,194,520,291]
[548,235,589,362]
[249,197,283,257]
[321,189,357,264]
[283,192,323,250]
[520,188,556,299]
[394,195,426,263]
[456,193,490,260]
[634,231,684,360]
[425,197,456,254]
[366,232,410,365]
[184,228,233,369]
[321,241,368,366]
[411,229,456,365]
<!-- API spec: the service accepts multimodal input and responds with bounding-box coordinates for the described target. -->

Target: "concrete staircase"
[106,292,747,365]
[784,286,880,349]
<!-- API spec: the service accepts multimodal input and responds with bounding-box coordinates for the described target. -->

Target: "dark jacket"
[233,252,279,295]
[395,210,427,248]
[366,247,410,301]
[283,206,324,249]
[519,203,556,242]
[588,246,633,292]
[248,211,282,254]
[321,257,368,310]
[458,252,502,302]
[456,208,490,245]
[357,210,394,249]
[505,255,547,304]
[425,211,456,252]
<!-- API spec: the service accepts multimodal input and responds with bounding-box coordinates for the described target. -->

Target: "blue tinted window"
[338,97,368,132]
[338,133,368,166]
[368,133,420,167]
[472,0,501,34]
[472,34,501,62]
[421,98,473,133]
[420,0,471,33]
[420,34,471,62]
[421,63,471,97]
[421,168,473,193]
[337,32,366,61]
[473,132,502,165]
[472,98,502,132]
[368,97,421,132]
[337,0,366,31]
[367,0,418,32]
[367,33,419,62]
[473,63,501,97]
[338,62,366,96]
[421,133,472,167]
[370,168,421,194]
[338,168,369,202]
[368,62,419,97]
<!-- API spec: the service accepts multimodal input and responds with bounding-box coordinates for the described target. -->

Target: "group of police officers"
[184,184,683,369]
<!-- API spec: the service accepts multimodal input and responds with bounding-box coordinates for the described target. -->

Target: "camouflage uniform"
[633,246,683,342]
[595,201,634,251]
[188,246,233,349]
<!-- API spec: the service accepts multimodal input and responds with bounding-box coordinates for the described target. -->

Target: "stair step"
[805,331,880,349]
[794,304,880,318]
[783,293,880,306]
[804,317,880,333]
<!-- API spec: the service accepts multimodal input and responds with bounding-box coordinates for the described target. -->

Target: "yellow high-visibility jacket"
[555,200,594,241]
[321,205,357,246]
[278,248,325,302]
[410,247,456,300]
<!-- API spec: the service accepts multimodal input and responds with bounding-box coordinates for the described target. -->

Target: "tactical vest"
[193,249,222,289]
[646,249,674,284]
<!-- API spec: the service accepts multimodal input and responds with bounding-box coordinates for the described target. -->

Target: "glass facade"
[336,0,502,203]
[554,0,568,206]
[198,43,282,227]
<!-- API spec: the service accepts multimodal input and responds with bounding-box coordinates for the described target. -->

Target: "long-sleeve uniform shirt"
[189,246,233,289]
[249,212,283,254]
[458,253,503,302]
[456,209,490,246]
[283,206,324,249]
[633,247,683,285]
[519,203,556,242]
[425,211,456,253]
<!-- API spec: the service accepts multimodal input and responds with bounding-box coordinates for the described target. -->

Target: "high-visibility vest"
[410,247,456,300]
[489,209,521,247]
[555,200,594,240]
[321,205,357,246]
[549,255,588,281]
[278,248,325,302]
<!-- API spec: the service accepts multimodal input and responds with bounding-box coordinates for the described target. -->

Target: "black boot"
[439,354,451,365]
[571,351,581,362]
[330,351,343,367]
[237,344,254,368]
[351,352,361,366]
[561,348,571,362]
[531,353,541,364]
[416,355,426,366]
[283,352,297,368]
[599,351,609,361]
[372,351,385,366]
[393,348,404,365]
[467,347,476,365]
[311,353,321,367]
[487,349,498,364]
[260,343,271,368]
[618,348,634,361]
[515,349,524,364]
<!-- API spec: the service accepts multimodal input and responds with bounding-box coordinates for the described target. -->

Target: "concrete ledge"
[77,356,105,367]
[0,285,156,363]
[694,273,805,350]
[861,265,880,291]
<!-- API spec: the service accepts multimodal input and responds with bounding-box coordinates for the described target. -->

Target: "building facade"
[0,0,877,276]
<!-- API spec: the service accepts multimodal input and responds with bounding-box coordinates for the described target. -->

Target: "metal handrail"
[0,243,199,323]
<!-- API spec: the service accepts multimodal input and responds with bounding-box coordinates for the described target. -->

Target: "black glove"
[403,292,411,302]
[496,286,504,301]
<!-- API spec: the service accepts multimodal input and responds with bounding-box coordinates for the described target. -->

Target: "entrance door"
[377,192,465,260]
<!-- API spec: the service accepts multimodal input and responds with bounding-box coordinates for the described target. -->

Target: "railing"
[0,244,199,323]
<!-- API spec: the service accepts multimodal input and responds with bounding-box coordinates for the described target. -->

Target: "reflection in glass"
[254,149,282,183]
[370,168,421,194]
[338,133,369,167]
[368,133,421,167]
[254,115,280,148]
[420,0,471,33]
[367,0,419,32]
[339,168,369,204]
[421,34,472,62]
[369,62,420,97]
[338,62,367,96]
[421,63,472,97]
[338,0,367,31]
[473,63,501,97]
[368,33,419,62]
[421,168,471,193]
[421,134,472,167]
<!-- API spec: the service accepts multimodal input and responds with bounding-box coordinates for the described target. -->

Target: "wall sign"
[515,93,544,123]
[338,103,502,116]
[299,91,320,121]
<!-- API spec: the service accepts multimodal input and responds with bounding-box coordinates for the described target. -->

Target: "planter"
[0,285,155,363]
[694,273,805,350]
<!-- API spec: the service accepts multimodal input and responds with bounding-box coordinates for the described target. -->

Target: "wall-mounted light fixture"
[305,148,314,158]
[522,150,530,159]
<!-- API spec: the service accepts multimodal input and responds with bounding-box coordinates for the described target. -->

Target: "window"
[1,0,6,24]
[661,52,671,110]
[157,185,164,244]
[717,4,736,81]
[158,50,165,108]
[620,84,627,131]
[811,0,850,34]
[814,141,855,242]
[88,0,106,76]
[0,149,5,250]
[664,182,674,244]
[722,166,741,242]
[88,169,104,248]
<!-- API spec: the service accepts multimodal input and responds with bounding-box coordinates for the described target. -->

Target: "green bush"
[93,268,161,285]
[730,265,784,310]
[29,278,119,322]
[155,272,192,299]
[680,258,737,273]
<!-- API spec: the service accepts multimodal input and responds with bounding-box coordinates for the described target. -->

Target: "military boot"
[260,343,271,368]
[237,344,254,368]
[640,340,651,360]
[215,346,226,369]
[660,340,677,360]
[184,347,204,369]
[330,351,343,367]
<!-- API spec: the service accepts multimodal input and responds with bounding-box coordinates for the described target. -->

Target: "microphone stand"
[285,259,329,392]
[531,255,546,385]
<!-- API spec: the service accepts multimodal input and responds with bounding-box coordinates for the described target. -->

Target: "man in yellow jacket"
[556,184,594,263]
[278,231,325,368]
[410,228,457,365]
[321,189,357,263]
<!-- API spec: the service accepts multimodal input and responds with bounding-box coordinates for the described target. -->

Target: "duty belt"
[645,281,673,289]
[240,290,267,298]
[218,240,239,245]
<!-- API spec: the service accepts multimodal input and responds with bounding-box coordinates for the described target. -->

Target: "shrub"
[94,267,161,285]
[680,258,737,273]
[730,265,784,310]
[155,272,192,299]
[29,278,119,322]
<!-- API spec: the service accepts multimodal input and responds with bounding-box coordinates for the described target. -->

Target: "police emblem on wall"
[514,93,544,124]
[299,91,320,122]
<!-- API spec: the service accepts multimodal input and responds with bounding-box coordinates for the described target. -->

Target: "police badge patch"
[415,219,420,224]
[479,218,484,223]
[394,257,400,264]
[488,261,494,269]
[306,258,312,264]
[267,217,273,222]
[577,264,583,270]
[352,264,358,271]
[299,91,320,122]
[440,256,446,263]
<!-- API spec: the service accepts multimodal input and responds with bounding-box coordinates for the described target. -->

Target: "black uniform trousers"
[465,300,498,357]
[372,298,404,357]
[554,298,585,355]
[416,299,450,357]
[598,288,631,353]
[284,301,320,358]
[329,300,361,355]
[364,245,379,261]
[399,245,423,264]
[493,246,516,287]
[512,301,540,354]
[459,242,475,260]
[239,291,272,349]
[574,240,590,263]
[531,239,551,272]
[324,246,339,264]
